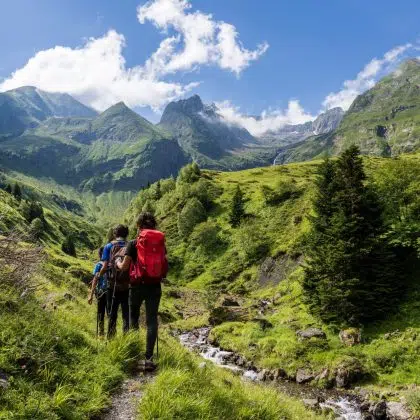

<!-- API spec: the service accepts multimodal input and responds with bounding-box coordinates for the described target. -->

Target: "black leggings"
[97,292,107,336]
[107,289,130,339]
[129,284,162,359]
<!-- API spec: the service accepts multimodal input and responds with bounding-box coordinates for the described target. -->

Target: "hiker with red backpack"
[97,224,130,339]
[117,212,168,371]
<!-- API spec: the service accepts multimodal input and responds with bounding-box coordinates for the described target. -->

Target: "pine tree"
[229,185,245,228]
[303,146,401,327]
[12,183,22,201]
[155,180,162,200]
[5,184,12,194]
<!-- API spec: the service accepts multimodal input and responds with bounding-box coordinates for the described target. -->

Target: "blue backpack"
[93,262,107,298]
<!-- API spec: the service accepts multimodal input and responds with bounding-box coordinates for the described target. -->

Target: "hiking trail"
[101,367,155,420]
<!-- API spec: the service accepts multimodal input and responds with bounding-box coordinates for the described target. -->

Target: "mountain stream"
[179,327,363,420]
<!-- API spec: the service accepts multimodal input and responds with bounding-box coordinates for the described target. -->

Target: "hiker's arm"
[97,260,108,278]
[117,256,132,271]
[88,276,98,304]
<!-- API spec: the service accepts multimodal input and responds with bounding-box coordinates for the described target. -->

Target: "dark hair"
[136,212,157,229]
[113,224,129,239]
[98,246,104,259]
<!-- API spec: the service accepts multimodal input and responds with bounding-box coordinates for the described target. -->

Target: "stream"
[179,327,363,420]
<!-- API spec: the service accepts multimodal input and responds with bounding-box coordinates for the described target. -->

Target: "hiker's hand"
[88,295,93,305]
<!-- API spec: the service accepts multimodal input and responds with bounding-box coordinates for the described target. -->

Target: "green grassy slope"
[276,59,420,164]
[0,170,326,419]
[125,155,420,412]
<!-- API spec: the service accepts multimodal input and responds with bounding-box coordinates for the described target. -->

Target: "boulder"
[386,402,412,420]
[273,368,288,380]
[339,328,361,346]
[303,399,320,410]
[296,369,314,384]
[335,359,364,388]
[296,328,326,340]
[371,401,387,419]
[258,254,303,287]
[257,369,269,381]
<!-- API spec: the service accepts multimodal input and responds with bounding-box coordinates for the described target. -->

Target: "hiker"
[88,247,108,337]
[97,225,130,339]
[117,212,168,371]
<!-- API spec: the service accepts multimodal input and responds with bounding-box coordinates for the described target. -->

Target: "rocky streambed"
[178,328,413,420]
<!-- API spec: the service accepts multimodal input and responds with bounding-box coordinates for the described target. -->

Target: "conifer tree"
[155,180,162,200]
[229,185,245,228]
[5,184,12,194]
[303,146,401,327]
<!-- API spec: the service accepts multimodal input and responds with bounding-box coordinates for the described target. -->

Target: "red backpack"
[129,229,168,284]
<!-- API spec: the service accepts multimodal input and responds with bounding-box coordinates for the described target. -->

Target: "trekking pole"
[109,279,117,337]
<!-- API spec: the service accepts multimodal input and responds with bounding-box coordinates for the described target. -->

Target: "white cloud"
[138,0,268,76]
[0,1,267,110]
[0,30,196,111]
[322,43,412,110]
[217,100,316,137]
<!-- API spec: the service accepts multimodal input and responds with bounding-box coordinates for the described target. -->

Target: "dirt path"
[102,368,155,420]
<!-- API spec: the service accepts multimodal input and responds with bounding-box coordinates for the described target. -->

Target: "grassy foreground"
[138,333,327,420]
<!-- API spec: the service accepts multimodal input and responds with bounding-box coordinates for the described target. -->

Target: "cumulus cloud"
[0,1,267,110]
[0,30,197,110]
[138,0,269,75]
[322,43,413,110]
[216,100,316,137]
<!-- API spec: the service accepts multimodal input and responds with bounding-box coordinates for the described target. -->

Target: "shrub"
[62,236,77,257]
[30,218,44,240]
[178,197,206,238]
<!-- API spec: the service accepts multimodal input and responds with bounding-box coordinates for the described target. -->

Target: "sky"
[0,0,419,134]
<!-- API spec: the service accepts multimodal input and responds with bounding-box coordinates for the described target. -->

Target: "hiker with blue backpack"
[88,246,108,337]
[95,224,131,339]
[117,212,168,371]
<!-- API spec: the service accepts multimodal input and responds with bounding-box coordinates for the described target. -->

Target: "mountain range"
[275,58,420,164]
[0,59,419,192]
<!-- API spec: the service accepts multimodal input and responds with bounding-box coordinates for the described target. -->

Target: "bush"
[178,197,206,238]
[20,200,44,223]
[62,236,76,257]
[260,182,301,205]
[30,218,44,240]
[189,222,225,256]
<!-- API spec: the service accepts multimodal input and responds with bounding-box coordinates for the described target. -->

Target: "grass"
[138,333,328,420]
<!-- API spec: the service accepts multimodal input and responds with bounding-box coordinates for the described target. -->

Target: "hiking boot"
[144,358,157,372]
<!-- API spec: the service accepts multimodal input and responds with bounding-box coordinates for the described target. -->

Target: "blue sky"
[0,0,419,132]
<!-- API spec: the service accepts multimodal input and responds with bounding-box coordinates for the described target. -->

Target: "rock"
[273,368,288,380]
[209,306,249,326]
[258,254,303,287]
[296,328,326,340]
[386,402,412,420]
[303,399,319,410]
[236,356,247,367]
[296,369,314,384]
[257,369,268,381]
[339,328,362,346]
[334,358,364,388]
[252,317,273,330]
[371,401,387,419]
[221,296,240,307]
[63,293,75,301]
